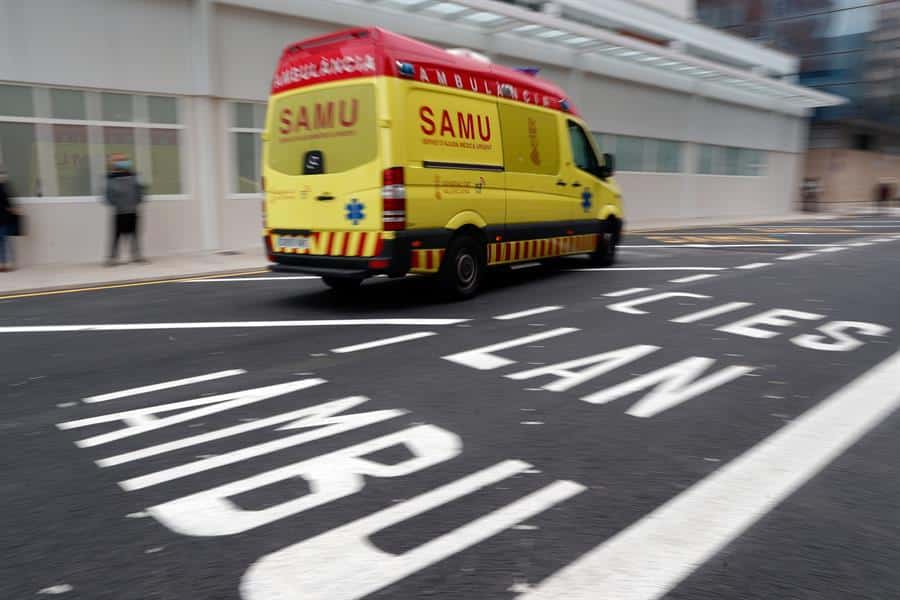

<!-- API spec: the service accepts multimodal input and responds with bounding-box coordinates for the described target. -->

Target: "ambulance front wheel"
[322,276,363,292]
[439,234,485,300]
[590,221,620,267]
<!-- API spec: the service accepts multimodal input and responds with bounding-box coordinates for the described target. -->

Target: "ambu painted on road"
[262,27,624,297]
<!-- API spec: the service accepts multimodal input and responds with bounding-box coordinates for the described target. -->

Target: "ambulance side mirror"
[597,153,615,179]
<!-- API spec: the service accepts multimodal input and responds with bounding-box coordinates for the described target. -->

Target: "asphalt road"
[3,215,900,600]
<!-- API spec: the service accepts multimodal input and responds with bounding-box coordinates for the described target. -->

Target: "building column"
[190,0,222,252]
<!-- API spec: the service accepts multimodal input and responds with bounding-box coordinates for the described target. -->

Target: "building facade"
[0,0,838,266]
[697,0,900,209]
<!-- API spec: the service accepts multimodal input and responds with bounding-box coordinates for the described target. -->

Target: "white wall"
[0,0,195,94]
[0,0,811,266]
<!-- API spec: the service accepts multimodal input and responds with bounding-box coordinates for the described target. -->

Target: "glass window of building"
[0,84,34,117]
[51,88,86,120]
[53,125,91,195]
[656,140,682,173]
[616,135,645,171]
[230,101,265,193]
[149,129,182,195]
[102,93,134,122]
[0,122,39,196]
[148,96,178,124]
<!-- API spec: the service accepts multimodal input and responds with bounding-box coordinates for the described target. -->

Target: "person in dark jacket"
[104,153,147,265]
[0,167,18,272]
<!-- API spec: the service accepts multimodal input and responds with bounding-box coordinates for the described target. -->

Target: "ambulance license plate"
[278,235,310,250]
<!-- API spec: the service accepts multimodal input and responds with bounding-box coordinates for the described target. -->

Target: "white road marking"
[520,421,545,425]
[520,349,900,600]
[494,306,563,321]
[777,252,816,261]
[83,369,247,403]
[572,267,726,272]
[670,302,754,324]
[668,274,719,284]
[240,461,585,600]
[603,287,652,297]
[37,585,74,595]
[119,398,406,490]
[0,319,469,334]
[621,244,837,248]
[183,276,319,282]
[815,247,846,253]
[871,238,893,242]
[736,262,772,270]
[849,242,872,247]
[443,328,579,371]
[331,332,437,354]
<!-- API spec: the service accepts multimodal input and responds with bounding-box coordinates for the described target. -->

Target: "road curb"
[0,265,270,299]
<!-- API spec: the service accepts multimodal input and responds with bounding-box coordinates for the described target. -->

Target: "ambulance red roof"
[273,27,578,115]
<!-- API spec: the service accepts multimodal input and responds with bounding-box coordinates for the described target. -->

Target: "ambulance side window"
[567,121,600,176]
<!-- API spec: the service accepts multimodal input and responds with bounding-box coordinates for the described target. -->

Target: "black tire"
[590,221,620,267]
[322,276,362,292]
[439,234,485,300]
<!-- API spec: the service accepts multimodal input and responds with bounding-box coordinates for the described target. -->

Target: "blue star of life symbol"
[581,188,593,212]
[345,199,365,225]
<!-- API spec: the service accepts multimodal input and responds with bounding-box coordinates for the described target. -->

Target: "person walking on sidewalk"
[104,153,147,266]
[0,167,20,272]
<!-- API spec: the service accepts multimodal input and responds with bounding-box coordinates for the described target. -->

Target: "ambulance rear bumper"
[268,241,411,278]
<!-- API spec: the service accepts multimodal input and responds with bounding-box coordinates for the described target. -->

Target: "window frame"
[227,100,267,199]
[0,84,186,203]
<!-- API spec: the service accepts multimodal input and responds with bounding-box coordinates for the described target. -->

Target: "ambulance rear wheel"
[440,234,485,300]
[322,276,362,292]
[590,222,619,267]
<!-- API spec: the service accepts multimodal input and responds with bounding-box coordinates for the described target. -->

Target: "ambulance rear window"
[268,84,377,176]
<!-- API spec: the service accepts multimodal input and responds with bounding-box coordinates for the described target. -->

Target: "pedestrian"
[0,166,19,272]
[104,153,147,265]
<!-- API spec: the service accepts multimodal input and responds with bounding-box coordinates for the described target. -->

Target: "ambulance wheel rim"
[456,253,477,287]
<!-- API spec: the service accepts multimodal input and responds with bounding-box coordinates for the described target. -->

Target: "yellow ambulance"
[263,27,623,298]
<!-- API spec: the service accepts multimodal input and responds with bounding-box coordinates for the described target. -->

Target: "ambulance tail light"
[382,167,406,231]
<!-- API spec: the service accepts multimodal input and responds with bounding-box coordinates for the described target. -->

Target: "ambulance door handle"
[556,180,567,187]
[316,194,335,201]
[571,181,582,188]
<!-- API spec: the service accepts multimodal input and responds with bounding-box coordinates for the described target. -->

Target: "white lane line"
[849,242,873,247]
[777,252,816,261]
[521,349,900,600]
[621,244,837,248]
[815,247,846,253]
[670,301,753,324]
[603,287,652,298]
[572,267,726,272]
[183,276,319,282]
[494,306,564,321]
[736,262,772,270]
[668,274,719,284]
[331,332,437,354]
[871,238,894,243]
[0,319,469,334]
[83,369,247,403]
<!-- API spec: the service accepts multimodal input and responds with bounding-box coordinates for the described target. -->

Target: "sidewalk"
[0,248,268,296]
[0,211,880,296]
[629,211,834,232]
